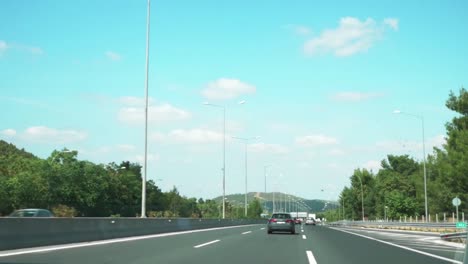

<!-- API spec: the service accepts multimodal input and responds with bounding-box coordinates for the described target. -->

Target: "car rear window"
[271,214,291,219]
[10,210,37,217]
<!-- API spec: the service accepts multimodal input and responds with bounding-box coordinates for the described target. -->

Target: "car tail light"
[269,219,277,223]
[286,219,293,223]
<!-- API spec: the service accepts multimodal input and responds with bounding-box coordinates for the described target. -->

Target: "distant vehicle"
[308,213,316,219]
[290,211,308,219]
[305,218,316,225]
[8,209,54,217]
[267,213,296,234]
[294,217,302,224]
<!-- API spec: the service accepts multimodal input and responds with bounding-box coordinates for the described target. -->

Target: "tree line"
[0,142,263,218]
[324,88,467,222]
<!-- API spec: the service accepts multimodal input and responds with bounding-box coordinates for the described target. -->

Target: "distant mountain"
[212,192,339,213]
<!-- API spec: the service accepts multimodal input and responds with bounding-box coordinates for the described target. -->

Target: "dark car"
[8,209,54,217]
[267,213,296,234]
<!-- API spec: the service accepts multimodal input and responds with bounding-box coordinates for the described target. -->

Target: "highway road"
[0,223,465,264]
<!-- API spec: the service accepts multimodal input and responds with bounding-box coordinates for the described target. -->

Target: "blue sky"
[1,0,467,200]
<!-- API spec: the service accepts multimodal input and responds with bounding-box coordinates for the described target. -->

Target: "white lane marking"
[306,250,318,264]
[0,224,261,258]
[330,227,462,264]
[302,235,307,239]
[260,227,265,230]
[301,229,304,233]
[193,239,220,248]
[242,231,252,235]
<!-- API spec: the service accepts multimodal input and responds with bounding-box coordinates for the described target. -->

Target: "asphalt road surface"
[0,223,465,264]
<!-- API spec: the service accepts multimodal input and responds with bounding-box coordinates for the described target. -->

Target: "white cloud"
[170,129,224,144]
[116,144,136,152]
[375,135,446,153]
[105,51,121,61]
[118,96,155,106]
[118,103,191,124]
[150,132,166,142]
[295,25,312,36]
[248,142,289,154]
[201,78,256,100]
[363,160,381,172]
[332,91,384,102]
[0,41,43,56]
[383,18,399,31]
[27,46,44,55]
[304,17,397,57]
[134,154,160,164]
[225,121,245,133]
[0,41,8,55]
[152,129,224,144]
[430,135,446,149]
[284,24,312,36]
[296,134,339,147]
[22,126,87,143]
[1,128,16,137]
[328,148,345,156]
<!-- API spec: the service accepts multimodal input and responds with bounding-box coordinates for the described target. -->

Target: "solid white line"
[330,227,462,264]
[242,231,252,235]
[0,224,260,258]
[193,239,220,248]
[306,250,318,264]
[302,235,307,239]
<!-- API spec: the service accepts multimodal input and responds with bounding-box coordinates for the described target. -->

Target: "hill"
[212,192,338,213]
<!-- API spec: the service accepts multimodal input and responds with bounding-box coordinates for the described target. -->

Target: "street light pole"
[141,0,151,218]
[222,107,225,219]
[232,136,259,217]
[204,103,226,219]
[385,206,388,222]
[394,110,428,221]
[264,165,271,213]
[244,141,248,216]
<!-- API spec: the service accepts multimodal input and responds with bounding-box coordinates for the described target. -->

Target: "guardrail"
[329,220,466,229]
[440,232,467,240]
[0,217,266,251]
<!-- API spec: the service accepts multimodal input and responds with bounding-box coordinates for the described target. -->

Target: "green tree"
[247,198,263,218]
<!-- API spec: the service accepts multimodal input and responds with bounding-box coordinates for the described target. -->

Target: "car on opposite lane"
[8,209,54,217]
[267,213,296,234]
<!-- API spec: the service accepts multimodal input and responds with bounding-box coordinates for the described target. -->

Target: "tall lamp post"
[141,0,151,219]
[204,101,244,218]
[263,165,272,213]
[232,136,260,216]
[394,110,428,221]
[203,103,226,218]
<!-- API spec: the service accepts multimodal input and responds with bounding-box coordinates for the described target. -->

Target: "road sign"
[456,222,466,228]
[452,197,462,222]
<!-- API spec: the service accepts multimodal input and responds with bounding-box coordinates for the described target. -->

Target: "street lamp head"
[238,100,246,105]
[203,102,210,105]
[393,110,401,114]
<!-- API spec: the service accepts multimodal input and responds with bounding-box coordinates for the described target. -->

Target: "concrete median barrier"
[0,218,266,251]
